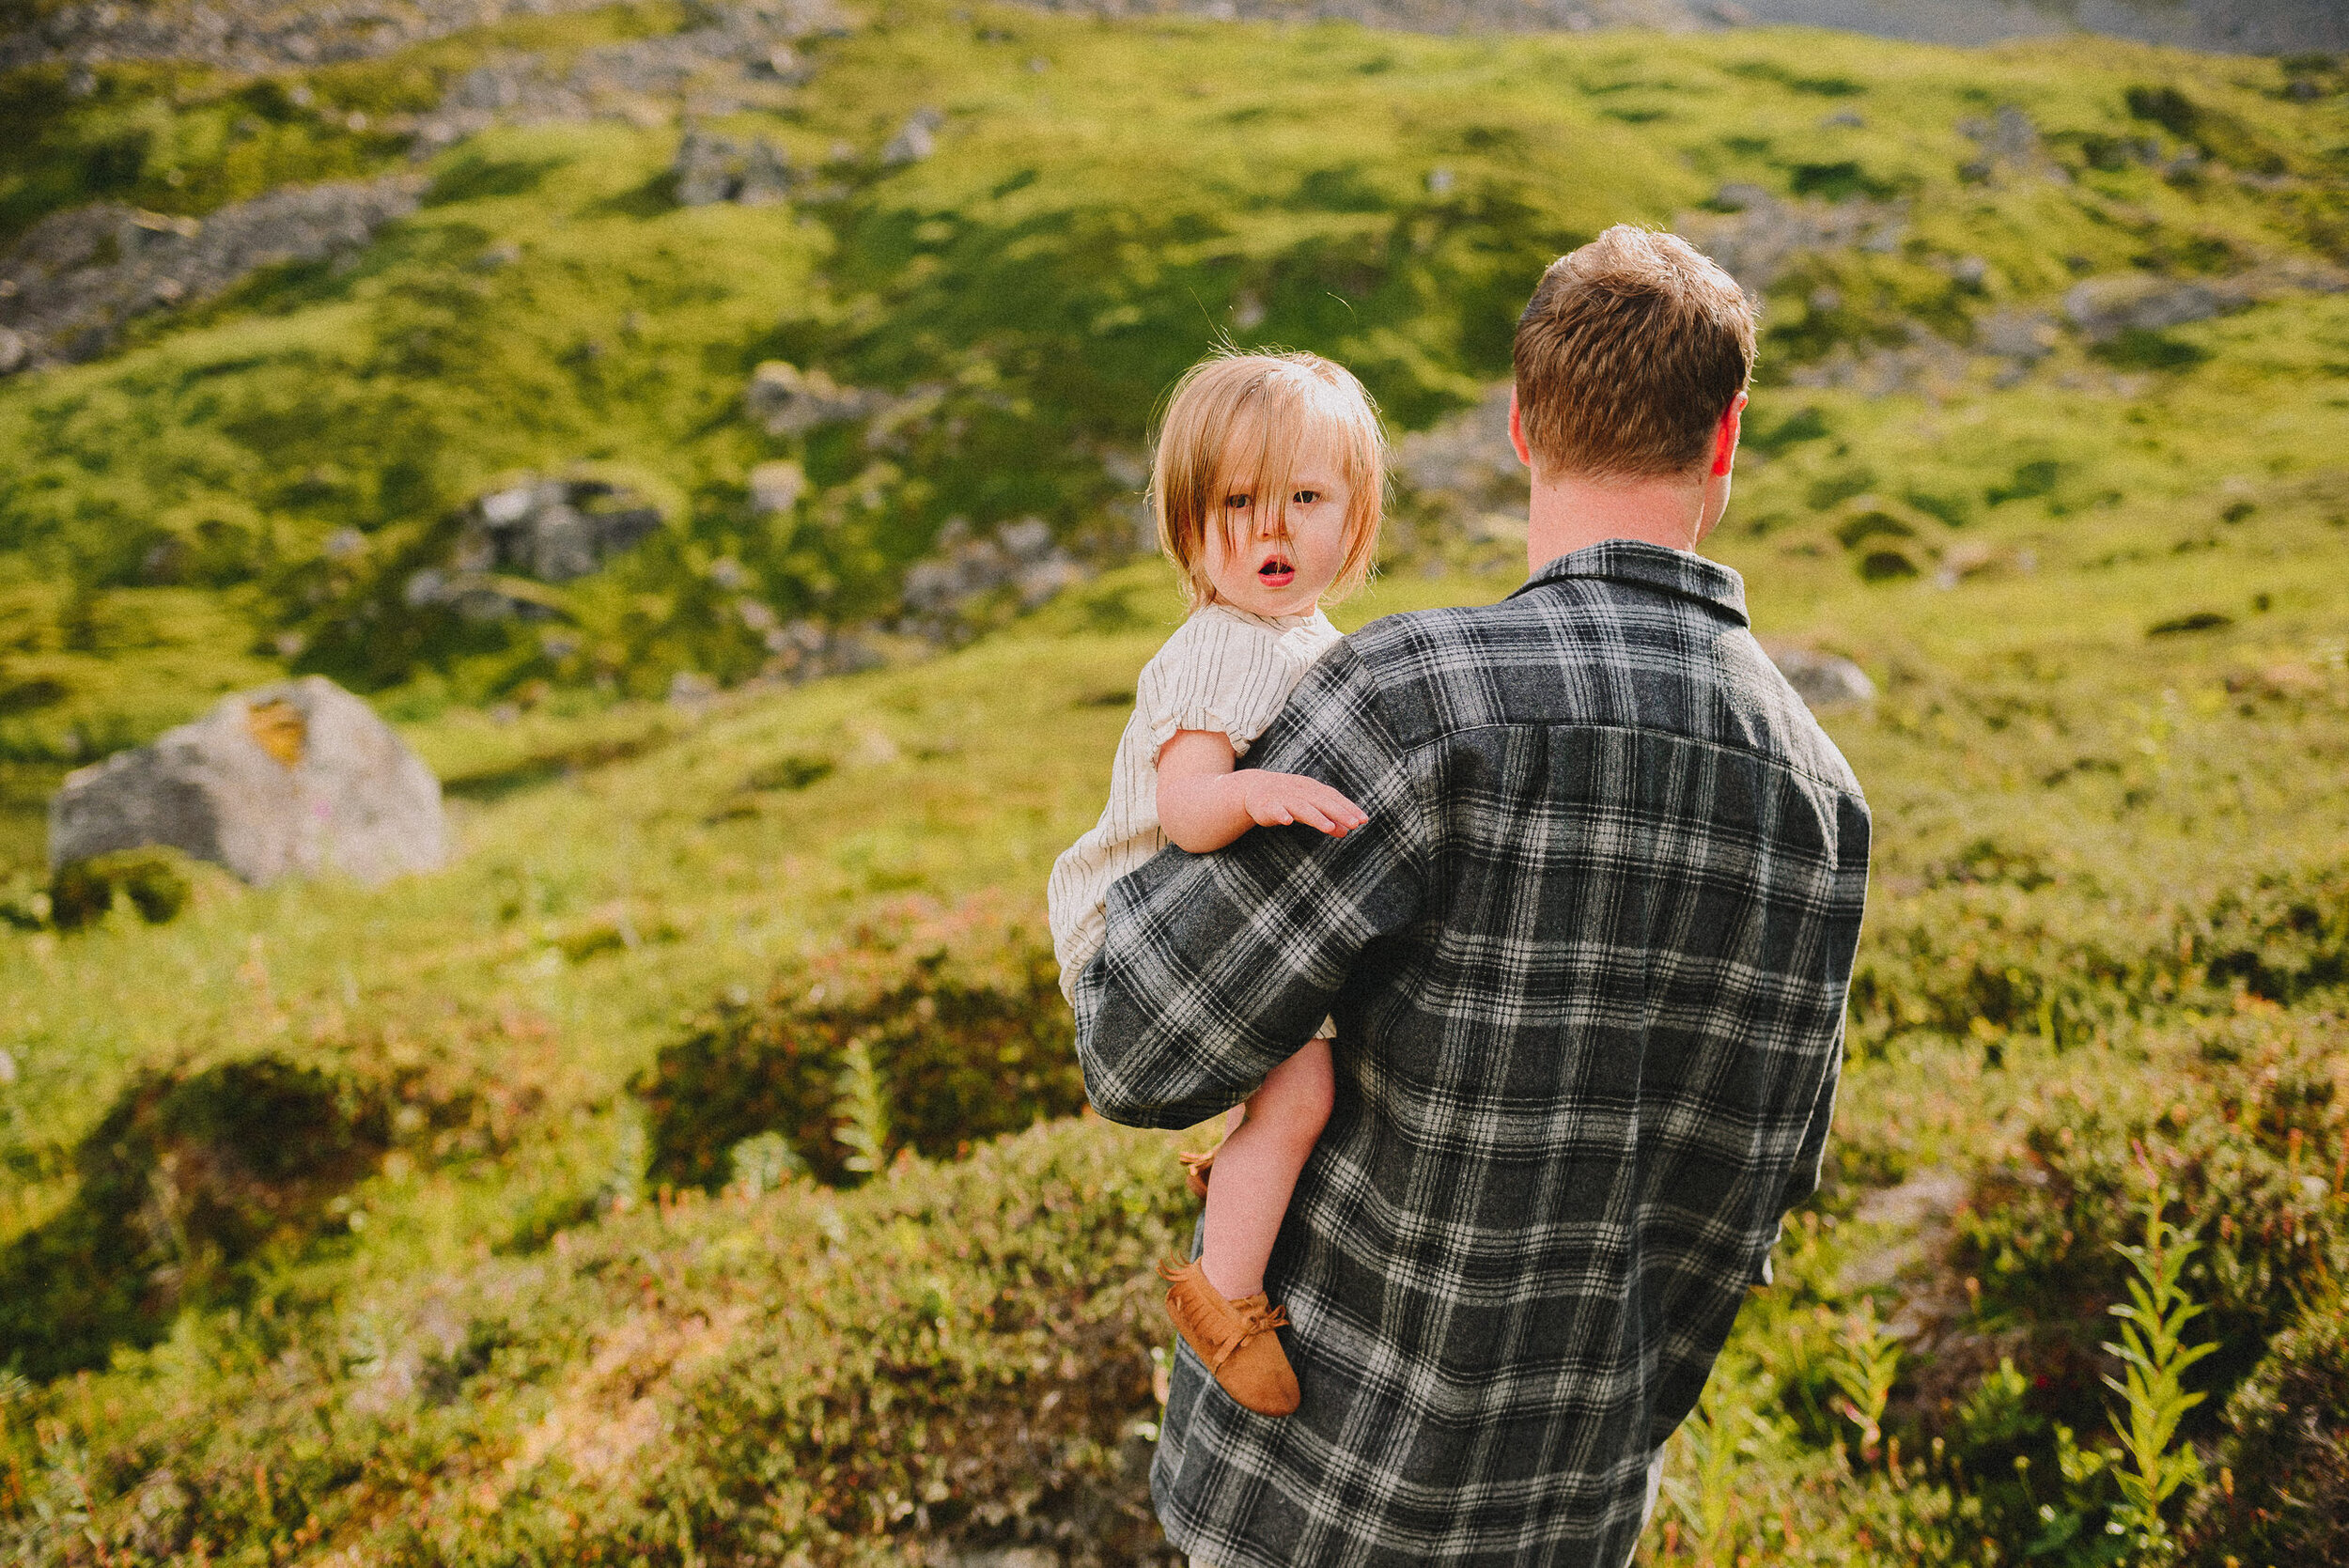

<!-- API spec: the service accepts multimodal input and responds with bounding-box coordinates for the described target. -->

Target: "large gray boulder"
[48,677,446,886]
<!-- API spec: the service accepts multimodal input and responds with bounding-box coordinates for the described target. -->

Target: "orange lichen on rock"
[244,699,307,768]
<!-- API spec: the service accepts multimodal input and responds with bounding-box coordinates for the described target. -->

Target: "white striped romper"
[1048,601,1344,1007]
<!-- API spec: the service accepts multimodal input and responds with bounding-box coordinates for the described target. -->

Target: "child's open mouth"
[1257,555,1296,589]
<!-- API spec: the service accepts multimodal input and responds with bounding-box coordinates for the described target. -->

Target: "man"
[1073,225,1870,1568]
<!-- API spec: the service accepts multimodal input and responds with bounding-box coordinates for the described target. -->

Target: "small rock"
[1766,646,1875,709]
[882,106,942,165]
[736,138,796,205]
[0,327,28,376]
[749,459,807,516]
[1977,309,2059,364]
[673,128,740,206]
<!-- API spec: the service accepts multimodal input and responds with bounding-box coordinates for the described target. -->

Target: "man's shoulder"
[1339,588,1863,798]
[1338,586,1613,697]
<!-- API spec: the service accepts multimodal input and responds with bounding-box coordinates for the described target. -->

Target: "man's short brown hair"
[1513,225,1756,481]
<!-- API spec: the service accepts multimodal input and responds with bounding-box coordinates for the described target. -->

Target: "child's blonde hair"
[1150,349,1386,612]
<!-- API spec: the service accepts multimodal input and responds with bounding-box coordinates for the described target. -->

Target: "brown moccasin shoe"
[1157,1256,1300,1417]
[1175,1147,1216,1199]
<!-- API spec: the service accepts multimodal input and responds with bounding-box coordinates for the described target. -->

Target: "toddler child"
[1048,349,1384,1418]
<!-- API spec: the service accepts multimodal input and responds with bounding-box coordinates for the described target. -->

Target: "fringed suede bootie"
[1158,1256,1300,1417]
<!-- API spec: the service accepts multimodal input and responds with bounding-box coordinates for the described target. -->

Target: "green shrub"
[2,1115,1190,1566]
[0,867,49,929]
[2185,862,2349,1004]
[639,897,1085,1189]
[2183,1299,2349,1567]
[47,846,194,930]
[1955,1007,2346,1424]
[0,1055,389,1378]
[1846,863,2349,1060]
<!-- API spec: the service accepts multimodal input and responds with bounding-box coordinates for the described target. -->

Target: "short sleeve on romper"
[1135,607,1309,757]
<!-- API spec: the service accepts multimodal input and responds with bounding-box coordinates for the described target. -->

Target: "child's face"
[1201,435,1355,618]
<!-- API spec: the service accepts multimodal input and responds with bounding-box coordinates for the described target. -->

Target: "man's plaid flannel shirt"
[1073,541,1870,1568]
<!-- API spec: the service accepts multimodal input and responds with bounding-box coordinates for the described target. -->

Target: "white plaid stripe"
[1076,541,1868,1567]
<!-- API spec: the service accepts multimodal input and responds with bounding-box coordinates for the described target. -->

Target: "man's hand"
[1158,727,1368,853]
[1239,769,1368,836]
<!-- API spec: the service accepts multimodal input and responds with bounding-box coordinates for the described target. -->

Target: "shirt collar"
[1508,539,1750,628]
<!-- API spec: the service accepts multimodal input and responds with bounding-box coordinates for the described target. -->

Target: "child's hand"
[1237,770,1369,837]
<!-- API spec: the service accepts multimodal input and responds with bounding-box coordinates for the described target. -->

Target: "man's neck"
[1524,470,1713,575]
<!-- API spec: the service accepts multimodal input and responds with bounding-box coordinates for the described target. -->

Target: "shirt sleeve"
[1135,612,1303,758]
[1074,644,1427,1128]
[1778,797,1869,1218]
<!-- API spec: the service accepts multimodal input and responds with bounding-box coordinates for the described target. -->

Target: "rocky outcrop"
[897,519,1085,643]
[408,6,832,152]
[1008,0,1712,35]
[0,0,838,76]
[402,477,665,620]
[0,175,424,373]
[1675,183,1906,294]
[1956,105,2069,186]
[1388,383,1525,563]
[672,128,799,206]
[49,676,447,886]
[2063,260,2349,343]
[745,361,887,436]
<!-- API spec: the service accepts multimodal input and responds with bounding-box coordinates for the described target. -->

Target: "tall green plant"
[1661,1364,1766,1567]
[2101,1187,2218,1560]
[1828,1299,1903,1463]
[832,1038,891,1182]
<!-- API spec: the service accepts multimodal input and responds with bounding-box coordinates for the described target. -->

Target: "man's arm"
[1777,792,1871,1220]
[1075,645,1426,1129]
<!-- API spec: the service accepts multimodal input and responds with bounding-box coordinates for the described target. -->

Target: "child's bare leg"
[1200,1038,1334,1300]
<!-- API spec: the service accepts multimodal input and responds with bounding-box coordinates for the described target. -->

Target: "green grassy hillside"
[1,2,2346,1563]
[3,0,2344,854]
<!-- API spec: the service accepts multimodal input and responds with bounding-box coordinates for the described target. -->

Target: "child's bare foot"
[1158,1256,1299,1417]
[1176,1146,1215,1198]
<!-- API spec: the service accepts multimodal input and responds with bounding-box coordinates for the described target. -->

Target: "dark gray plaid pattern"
[1073,541,1870,1568]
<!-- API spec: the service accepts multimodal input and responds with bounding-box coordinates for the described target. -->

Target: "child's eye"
[1293,489,1320,505]
[1223,493,1252,510]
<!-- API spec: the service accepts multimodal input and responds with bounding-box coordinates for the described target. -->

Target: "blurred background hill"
[0,0,2345,1563]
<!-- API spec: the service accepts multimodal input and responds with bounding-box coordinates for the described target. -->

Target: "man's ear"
[1508,387,1534,471]
[1709,391,1748,478]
